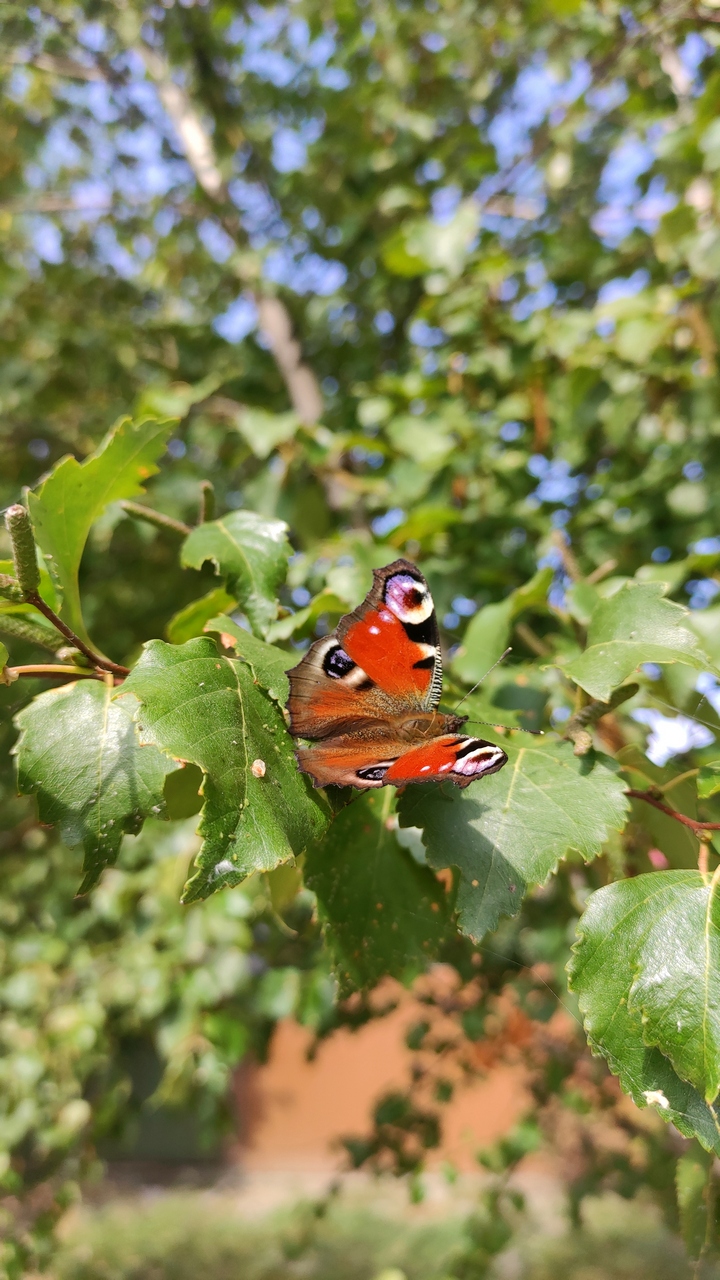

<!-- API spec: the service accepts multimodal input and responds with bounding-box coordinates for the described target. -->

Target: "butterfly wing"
[287,559,442,740]
[296,734,508,790]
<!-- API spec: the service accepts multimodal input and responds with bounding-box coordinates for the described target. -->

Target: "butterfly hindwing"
[296,735,508,791]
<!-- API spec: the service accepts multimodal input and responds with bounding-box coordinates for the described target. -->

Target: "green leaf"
[120,637,329,902]
[135,373,222,420]
[399,736,628,941]
[452,568,553,684]
[13,681,178,893]
[203,615,295,706]
[305,790,450,993]
[0,641,8,673]
[181,511,291,638]
[564,582,716,702]
[26,416,175,645]
[676,1147,719,1261]
[569,870,720,1104]
[568,878,720,1156]
[166,587,236,644]
[698,763,720,800]
[0,558,60,616]
[266,589,347,642]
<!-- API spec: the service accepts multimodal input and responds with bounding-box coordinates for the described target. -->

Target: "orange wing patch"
[343,607,433,700]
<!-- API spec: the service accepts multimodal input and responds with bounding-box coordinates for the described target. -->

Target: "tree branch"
[138,42,323,426]
[626,789,720,835]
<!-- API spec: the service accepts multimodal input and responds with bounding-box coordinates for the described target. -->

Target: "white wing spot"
[369,625,380,635]
[420,765,431,773]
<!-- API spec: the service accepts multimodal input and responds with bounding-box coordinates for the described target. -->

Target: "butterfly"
[287,559,508,790]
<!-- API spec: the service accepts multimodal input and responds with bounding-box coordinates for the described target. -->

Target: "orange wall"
[237,993,529,1172]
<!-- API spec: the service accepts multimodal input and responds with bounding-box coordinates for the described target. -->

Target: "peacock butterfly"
[287,559,508,790]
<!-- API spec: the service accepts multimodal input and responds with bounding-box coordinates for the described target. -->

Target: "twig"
[514,622,550,657]
[565,684,638,755]
[25,593,129,677]
[551,530,581,582]
[586,559,618,585]
[120,500,191,537]
[626,789,720,834]
[199,481,215,525]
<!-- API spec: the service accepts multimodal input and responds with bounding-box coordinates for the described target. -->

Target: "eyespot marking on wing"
[384,572,433,626]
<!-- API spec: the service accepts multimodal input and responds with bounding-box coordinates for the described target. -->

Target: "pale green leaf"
[305,790,450,993]
[0,641,8,672]
[181,511,290,638]
[265,590,346,642]
[698,763,720,800]
[121,637,329,902]
[399,736,628,940]
[13,681,178,893]
[26,416,175,645]
[564,582,715,702]
[203,615,294,706]
[135,373,223,420]
[233,407,300,459]
[452,568,553,683]
[676,1148,719,1261]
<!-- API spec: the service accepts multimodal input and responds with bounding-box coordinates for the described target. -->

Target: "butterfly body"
[287,559,508,790]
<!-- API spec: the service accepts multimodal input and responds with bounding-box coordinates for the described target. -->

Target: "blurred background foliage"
[3,0,720,1274]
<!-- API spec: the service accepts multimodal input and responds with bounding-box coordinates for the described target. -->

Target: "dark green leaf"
[305,789,450,993]
[181,511,291,638]
[564,583,716,702]
[26,416,175,645]
[121,637,329,902]
[399,737,628,940]
[13,680,178,893]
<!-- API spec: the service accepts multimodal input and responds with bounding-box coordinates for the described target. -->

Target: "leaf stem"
[120,500,191,537]
[626,789,720,835]
[4,665,106,681]
[24,592,129,677]
[661,768,700,794]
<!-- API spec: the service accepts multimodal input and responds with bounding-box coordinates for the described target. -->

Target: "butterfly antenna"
[464,719,544,736]
[452,647,512,712]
